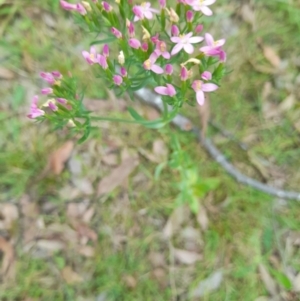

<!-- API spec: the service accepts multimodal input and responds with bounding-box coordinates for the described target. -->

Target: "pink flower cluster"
[63,0,226,107]
[27,71,68,119]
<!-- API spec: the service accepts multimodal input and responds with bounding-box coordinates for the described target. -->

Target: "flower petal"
[151,64,164,74]
[196,91,205,105]
[189,36,204,43]
[202,83,219,92]
[200,6,213,16]
[154,86,168,95]
[183,43,194,54]
[171,36,181,43]
[205,33,214,46]
[171,43,183,55]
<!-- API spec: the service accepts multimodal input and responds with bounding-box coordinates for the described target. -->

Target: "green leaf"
[127,107,144,121]
[91,37,116,45]
[271,269,292,290]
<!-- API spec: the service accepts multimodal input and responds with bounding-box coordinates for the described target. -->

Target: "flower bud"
[118,51,125,65]
[195,24,203,34]
[128,38,141,49]
[141,42,148,52]
[103,44,109,57]
[120,67,127,77]
[167,8,179,23]
[180,66,188,81]
[186,10,193,22]
[159,0,166,8]
[75,3,87,15]
[102,1,112,12]
[165,64,173,75]
[201,71,212,81]
[126,19,135,37]
[111,27,122,38]
[142,26,151,40]
[82,1,91,11]
[41,88,53,95]
[113,75,123,86]
[171,25,179,36]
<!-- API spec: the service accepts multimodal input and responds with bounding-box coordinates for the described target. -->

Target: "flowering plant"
[28,0,226,142]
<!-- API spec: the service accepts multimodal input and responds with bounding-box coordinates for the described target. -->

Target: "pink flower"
[200,33,225,53]
[171,32,203,55]
[82,46,98,65]
[186,0,216,16]
[113,75,123,86]
[151,34,160,44]
[155,84,176,97]
[103,44,109,57]
[128,38,141,49]
[200,33,226,61]
[102,1,112,12]
[111,27,122,38]
[48,100,58,111]
[192,80,218,105]
[41,88,53,95]
[165,64,173,75]
[201,71,212,80]
[60,0,77,11]
[97,54,108,69]
[40,72,55,85]
[27,95,45,119]
[143,53,163,74]
[154,41,170,59]
[133,2,159,21]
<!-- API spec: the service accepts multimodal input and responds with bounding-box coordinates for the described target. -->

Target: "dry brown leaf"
[70,219,97,243]
[240,4,256,29]
[151,268,168,289]
[261,82,273,102]
[123,275,137,289]
[0,203,19,230]
[148,252,165,268]
[257,39,281,69]
[62,266,83,284]
[278,94,295,113]
[191,271,223,297]
[163,205,190,239]
[101,153,118,166]
[0,67,14,80]
[174,249,202,265]
[152,139,168,162]
[97,156,139,196]
[49,141,74,175]
[0,236,15,281]
[198,96,210,138]
[258,264,278,296]
[78,245,95,258]
[36,239,65,252]
[197,205,209,232]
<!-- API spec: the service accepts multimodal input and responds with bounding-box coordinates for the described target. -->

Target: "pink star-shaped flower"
[192,80,218,105]
[171,32,203,55]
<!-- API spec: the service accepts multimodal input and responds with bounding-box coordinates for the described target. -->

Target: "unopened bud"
[142,26,151,40]
[167,8,179,23]
[82,1,91,11]
[118,51,125,65]
[186,10,193,22]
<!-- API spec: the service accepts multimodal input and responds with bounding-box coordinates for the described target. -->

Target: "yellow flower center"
[144,59,151,69]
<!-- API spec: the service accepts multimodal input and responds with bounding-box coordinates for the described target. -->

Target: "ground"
[1,0,300,300]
